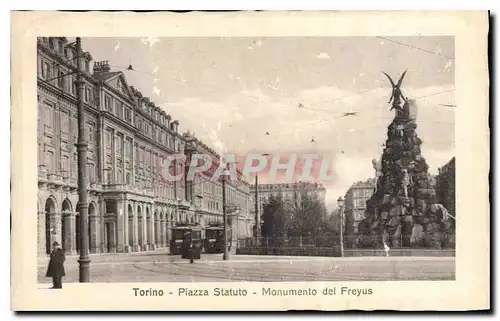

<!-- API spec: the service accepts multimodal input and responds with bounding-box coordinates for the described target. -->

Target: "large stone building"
[343,179,376,246]
[37,37,253,256]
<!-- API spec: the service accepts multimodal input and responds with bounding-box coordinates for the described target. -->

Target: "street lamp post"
[75,37,91,282]
[337,197,345,258]
[222,168,229,260]
[176,197,180,224]
[254,153,270,242]
[254,174,259,239]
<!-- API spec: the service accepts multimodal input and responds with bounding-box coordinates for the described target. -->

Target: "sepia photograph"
[36,35,456,285]
[11,11,489,311]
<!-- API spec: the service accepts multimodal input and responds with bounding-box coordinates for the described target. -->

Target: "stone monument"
[356,72,449,249]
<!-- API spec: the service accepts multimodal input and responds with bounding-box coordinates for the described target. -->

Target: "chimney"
[93,60,111,74]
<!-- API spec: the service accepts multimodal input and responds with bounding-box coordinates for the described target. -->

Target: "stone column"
[98,200,107,253]
[109,221,117,253]
[123,198,130,253]
[142,205,148,251]
[98,118,105,183]
[150,205,156,250]
[68,212,76,255]
[162,211,167,248]
[37,211,47,256]
[155,214,161,248]
[112,130,117,183]
[116,198,125,253]
[132,140,136,185]
[132,202,140,252]
[89,214,99,253]
[166,218,172,250]
[121,135,126,184]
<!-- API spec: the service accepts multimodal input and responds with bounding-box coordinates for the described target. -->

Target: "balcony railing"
[102,183,155,197]
[178,199,191,209]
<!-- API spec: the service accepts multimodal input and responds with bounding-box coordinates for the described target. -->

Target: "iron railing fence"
[238,233,456,251]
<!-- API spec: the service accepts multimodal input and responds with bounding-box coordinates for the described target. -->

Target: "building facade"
[343,179,375,247]
[37,37,253,256]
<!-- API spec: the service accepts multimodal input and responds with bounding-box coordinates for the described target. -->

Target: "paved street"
[38,250,455,284]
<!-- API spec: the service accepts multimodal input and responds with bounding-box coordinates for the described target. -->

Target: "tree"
[288,191,327,237]
[261,195,288,238]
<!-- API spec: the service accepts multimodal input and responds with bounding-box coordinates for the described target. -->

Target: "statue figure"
[382,70,408,111]
[372,158,382,192]
[401,168,411,198]
[395,124,405,137]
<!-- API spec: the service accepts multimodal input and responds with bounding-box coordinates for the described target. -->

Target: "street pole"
[254,174,259,239]
[75,37,91,282]
[340,205,344,257]
[222,173,229,260]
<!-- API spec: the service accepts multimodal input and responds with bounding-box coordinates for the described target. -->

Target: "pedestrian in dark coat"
[45,241,66,289]
[189,242,195,264]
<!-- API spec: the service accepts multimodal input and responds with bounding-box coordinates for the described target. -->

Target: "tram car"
[170,224,202,258]
[203,225,232,253]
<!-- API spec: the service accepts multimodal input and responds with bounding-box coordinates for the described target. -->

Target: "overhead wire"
[103,39,456,152]
[376,36,455,60]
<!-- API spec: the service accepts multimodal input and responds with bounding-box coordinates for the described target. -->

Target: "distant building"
[435,157,455,216]
[343,179,376,247]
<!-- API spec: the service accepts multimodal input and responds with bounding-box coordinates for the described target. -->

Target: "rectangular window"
[114,100,120,115]
[118,102,124,118]
[105,131,112,149]
[61,155,69,174]
[46,63,52,80]
[46,151,55,172]
[125,108,132,122]
[44,102,54,129]
[58,70,65,89]
[84,87,90,102]
[61,112,69,134]
[88,162,96,182]
[129,140,133,157]
[40,61,47,79]
[114,136,120,154]
[105,95,112,111]
[88,126,94,142]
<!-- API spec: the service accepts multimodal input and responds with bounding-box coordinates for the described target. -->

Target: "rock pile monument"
[356,71,454,249]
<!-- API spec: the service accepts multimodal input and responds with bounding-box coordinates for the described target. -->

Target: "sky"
[80,36,455,211]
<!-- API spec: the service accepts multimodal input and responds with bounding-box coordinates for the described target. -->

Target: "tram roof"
[204,226,224,230]
[172,225,202,230]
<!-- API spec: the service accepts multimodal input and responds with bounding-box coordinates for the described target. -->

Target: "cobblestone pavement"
[38,251,455,284]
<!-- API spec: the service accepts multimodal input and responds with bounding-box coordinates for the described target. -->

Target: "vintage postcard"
[11,11,489,311]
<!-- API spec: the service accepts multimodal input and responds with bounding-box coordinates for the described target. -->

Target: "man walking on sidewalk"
[45,241,66,289]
